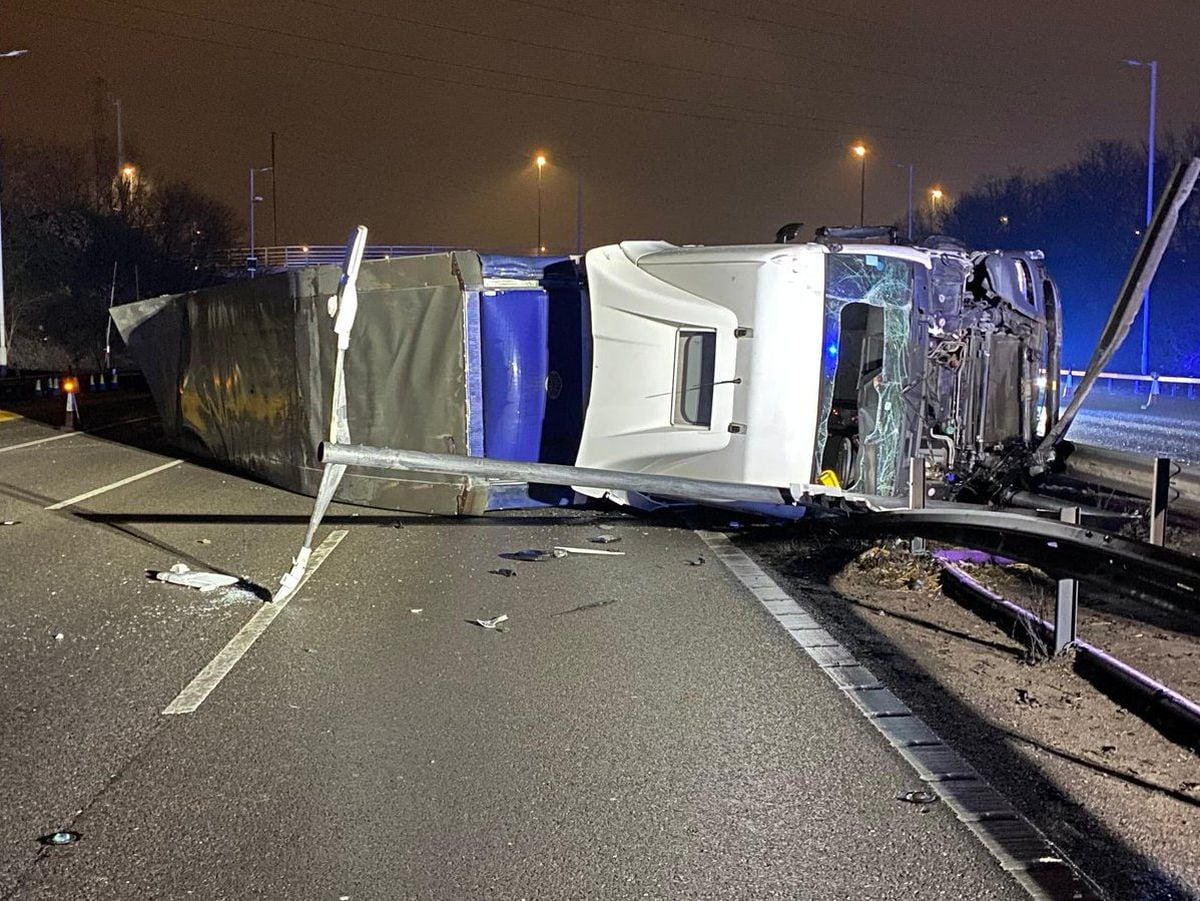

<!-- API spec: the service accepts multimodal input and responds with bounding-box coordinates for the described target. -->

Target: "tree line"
[1,138,237,371]
[922,128,1200,375]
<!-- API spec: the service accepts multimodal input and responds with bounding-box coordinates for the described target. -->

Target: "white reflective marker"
[44,459,182,510]
[163,529,347,715]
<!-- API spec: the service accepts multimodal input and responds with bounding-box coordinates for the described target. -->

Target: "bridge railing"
[219,245,456,270]
[1061,369,1200,399]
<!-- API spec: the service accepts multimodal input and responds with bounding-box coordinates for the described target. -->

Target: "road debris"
[589,534,621,544]
[151,563,240,592]
[687,556,705,566]
[504,549,567,562]
[37,831,80,846]
[490,568,517,577]
[474,614,509,630]
[54,632,64,642]
[897,790,938,805]
[555,598,619,616]
[196,538,212,545]
[1,520,19,526]
[410,608,423,614]
[553,546,625,556]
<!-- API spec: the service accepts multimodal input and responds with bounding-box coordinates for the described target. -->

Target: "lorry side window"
[675,330,716,427]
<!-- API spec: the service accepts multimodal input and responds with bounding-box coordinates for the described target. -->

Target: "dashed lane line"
[163,529,348,715]
[0,431,81,454]
[44,459,183,510]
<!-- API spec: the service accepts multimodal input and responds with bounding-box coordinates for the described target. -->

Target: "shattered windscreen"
[814,252,914,495]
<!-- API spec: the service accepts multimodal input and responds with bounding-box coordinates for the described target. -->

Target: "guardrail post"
[1054,506,1080,655]
[908,457,926,555]
[1150,456,1171,547]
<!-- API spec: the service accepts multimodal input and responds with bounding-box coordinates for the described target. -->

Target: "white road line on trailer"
[696,530,1104,901]
[163,529,347,715]
[44,459,183,510]
[0,431,81,454]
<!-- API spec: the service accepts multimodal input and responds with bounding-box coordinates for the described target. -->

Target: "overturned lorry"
[112,227,1061,516]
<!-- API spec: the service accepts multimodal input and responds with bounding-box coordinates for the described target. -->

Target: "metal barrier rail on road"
[1065,443,1200,515]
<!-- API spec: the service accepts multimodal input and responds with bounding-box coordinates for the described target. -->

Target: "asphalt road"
[0,391,1033,899]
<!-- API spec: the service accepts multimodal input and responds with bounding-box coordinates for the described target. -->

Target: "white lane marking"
[44,459,182,510]
[0,431,81,454]
[163,529,347,715]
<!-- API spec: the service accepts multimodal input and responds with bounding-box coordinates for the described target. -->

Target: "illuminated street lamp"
[248,165,273,277]
[894,162,915,241]
[1124,58,1158,375]
[851,143,867,226]
[0,48,29,375]
[929,186,945,217]
[535,153,548,253]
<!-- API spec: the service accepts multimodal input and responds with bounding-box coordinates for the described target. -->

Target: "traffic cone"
[88,375,96,391]
[51,377,59,393]
[110,368,119,391]
[34,379,42,396]
[62,378,78,430]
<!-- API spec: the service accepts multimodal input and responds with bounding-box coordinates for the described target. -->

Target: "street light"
[894,163,915,241]
[851,143,867,226]
[248,165,273,277]
[535,152,547,253]
[0,48,29,375]
[1125,58,1158,376]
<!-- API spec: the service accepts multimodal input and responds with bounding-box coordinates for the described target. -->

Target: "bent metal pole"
[319,442,793,508]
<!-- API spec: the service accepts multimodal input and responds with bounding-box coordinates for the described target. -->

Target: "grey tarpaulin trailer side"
[112,249,505,515]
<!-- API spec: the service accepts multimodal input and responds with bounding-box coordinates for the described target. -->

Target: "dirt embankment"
[747,535,1200,900]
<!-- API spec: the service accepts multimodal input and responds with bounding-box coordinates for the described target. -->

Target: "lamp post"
[851,143,867,226]
[1125,58,1158,375]
[248,165,272,277]
[894,163,915,241]
[535,153,547,253]
[0,48,29,375]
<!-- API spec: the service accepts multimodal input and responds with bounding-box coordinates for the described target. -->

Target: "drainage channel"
[698,530,1104,901]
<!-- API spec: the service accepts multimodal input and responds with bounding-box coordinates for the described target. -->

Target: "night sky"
[5,1,1197,253]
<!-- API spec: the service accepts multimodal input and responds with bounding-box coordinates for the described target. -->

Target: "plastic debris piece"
[196,538,212,545]
[410,608,423,614]
[38,831,80,846]
[54,633,64,642]
[507,549,564,562]
[589,534,622,544]
[490,568,517,578]
[897,790,937,805]
[1,520,19,526]
[687,556,705,566]
[553,546,625,556]
[153,564,240,593]
[475,614,509,630]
